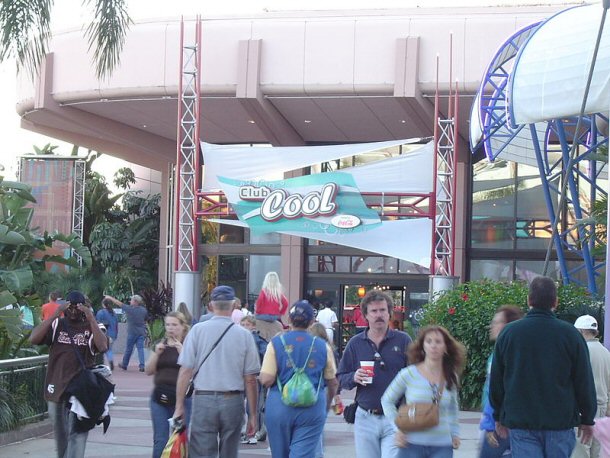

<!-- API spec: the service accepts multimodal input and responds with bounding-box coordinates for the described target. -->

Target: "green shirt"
[490,308,597,430]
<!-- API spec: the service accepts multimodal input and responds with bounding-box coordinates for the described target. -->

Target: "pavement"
[0,357,482,457]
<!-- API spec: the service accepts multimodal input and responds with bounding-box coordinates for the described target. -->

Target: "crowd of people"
[28,273,609,458]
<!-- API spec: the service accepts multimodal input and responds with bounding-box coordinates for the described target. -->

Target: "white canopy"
[201,139,432,192]
[209,218,432,267]
[509,4,610,126]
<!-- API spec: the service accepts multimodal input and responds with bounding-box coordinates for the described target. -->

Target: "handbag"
[153,384,177,406]
[343,401,358,424]
[185,322,235,398]
[395,381,443,433]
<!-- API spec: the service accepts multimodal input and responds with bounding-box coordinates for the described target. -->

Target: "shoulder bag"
[395,370,444,433]
[185,322,234,398]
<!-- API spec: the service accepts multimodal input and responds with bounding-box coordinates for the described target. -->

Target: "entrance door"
[338,285,407,353]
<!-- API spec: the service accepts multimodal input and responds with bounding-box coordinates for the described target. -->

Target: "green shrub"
[420,279,600,410]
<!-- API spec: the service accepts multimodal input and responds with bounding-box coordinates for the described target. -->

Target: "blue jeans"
[189,391,244,458]
[265,387,326,458]
[354,407,398,458]
[479,431,511,458]
[398,444,453,458]
[104,339,114,365]
[510,429,575,458]
[150,396,192,458]
[122,334,145,368]
[48,400,89,458]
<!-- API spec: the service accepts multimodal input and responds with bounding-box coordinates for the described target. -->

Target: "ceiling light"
[142,124,147,128]
[400,120,406,124]
[247,120,256,124]
[304,120,312,124]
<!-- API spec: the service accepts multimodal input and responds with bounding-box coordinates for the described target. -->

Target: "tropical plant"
[0,177,92,359]
[140,282,172,323]
[0,0,131,79]
[420,279,599,410]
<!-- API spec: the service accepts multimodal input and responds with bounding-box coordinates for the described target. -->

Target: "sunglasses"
[373,352,386,370]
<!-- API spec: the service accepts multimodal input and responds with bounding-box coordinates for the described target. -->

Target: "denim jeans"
[150,396,192,458]
[398,444,453,458]
[48,400,89,458]
[354,407,398,458]
[510,428,575,458]
[265,387,326,458]
[189,391,244,458]
[104,339,114,365]
[479,430,511,458]
[122,334,145,368]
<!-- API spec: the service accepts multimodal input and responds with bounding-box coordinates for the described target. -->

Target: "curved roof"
[509,4,610,126]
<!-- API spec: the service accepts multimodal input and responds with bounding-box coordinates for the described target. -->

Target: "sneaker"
[139,367,145,372]
[118,363,127,371]
[254,430,267,442]
[240,435,257,445]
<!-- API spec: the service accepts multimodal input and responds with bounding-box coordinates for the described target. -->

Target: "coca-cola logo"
[239,183,338,222]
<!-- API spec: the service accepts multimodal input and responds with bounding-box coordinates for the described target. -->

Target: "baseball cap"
[289,300,315,326]
[211,285,235,301]
[574,314,598,331]
[66,291,86,305]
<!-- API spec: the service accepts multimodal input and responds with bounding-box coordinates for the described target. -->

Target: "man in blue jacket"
[490,276,597,457]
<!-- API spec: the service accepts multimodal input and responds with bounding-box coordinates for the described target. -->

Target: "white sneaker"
[246,437,258,445]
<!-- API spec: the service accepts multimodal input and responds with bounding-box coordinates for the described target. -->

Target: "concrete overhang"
[15,5,566,169]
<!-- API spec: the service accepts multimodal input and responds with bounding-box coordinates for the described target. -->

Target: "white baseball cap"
[574,315,598,331]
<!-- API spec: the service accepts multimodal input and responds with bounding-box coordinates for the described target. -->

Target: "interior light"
[304,120,312,124]
[248,120,256,124]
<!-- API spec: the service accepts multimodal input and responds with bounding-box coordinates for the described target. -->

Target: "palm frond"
[84,0,132,79]
[0,0,52,76]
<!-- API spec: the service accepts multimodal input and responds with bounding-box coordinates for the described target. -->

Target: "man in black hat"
[174,285,261,458]
[30,291,108,458]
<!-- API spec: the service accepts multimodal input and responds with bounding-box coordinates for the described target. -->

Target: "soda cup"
[360,360,374,384]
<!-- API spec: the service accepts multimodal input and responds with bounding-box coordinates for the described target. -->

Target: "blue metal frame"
[473,21,608,293]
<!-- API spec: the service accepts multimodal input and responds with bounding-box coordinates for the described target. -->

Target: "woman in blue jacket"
[96,298,119,370]
[479,305,523,458]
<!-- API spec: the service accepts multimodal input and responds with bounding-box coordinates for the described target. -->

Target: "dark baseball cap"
[289,300,315,325]
[211,285,235,301]
[66,291,86,305]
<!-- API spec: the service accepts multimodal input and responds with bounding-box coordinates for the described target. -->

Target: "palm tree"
[0,0,131,79]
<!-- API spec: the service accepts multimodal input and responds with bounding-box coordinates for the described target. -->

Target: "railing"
[0,355,49,424]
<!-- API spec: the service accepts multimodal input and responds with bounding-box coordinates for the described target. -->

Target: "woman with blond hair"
[145,311,192,458]
[255,272,289,340]
[382,325,466,458]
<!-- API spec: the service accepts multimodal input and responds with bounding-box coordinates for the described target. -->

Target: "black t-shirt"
[43,318,99,402]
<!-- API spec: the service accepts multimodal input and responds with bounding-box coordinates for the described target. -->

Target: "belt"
[361,407,384,416]
[194,390,243,396]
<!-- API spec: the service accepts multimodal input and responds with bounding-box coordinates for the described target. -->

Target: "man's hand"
[495,422,509,439]
[55,302,69,317]
[578,424,594,445]
[78,304,95,323]
[173,403,184,421]
[353,368,370,385]
[486,431,499,447]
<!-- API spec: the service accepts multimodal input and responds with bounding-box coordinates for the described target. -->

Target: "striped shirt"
[381,364,459,446]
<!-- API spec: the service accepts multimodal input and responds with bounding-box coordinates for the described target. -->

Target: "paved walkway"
[0,359,482,457]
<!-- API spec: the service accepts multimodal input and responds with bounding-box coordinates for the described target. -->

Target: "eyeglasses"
[373,352,386,370]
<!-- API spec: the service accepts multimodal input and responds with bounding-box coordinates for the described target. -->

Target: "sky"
[0,0,594,179]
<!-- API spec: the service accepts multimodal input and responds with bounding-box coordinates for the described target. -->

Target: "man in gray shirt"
[105,294,148,372]
[174,285,260,458]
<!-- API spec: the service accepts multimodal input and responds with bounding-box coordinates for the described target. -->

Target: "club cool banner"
[217,172,381,234]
